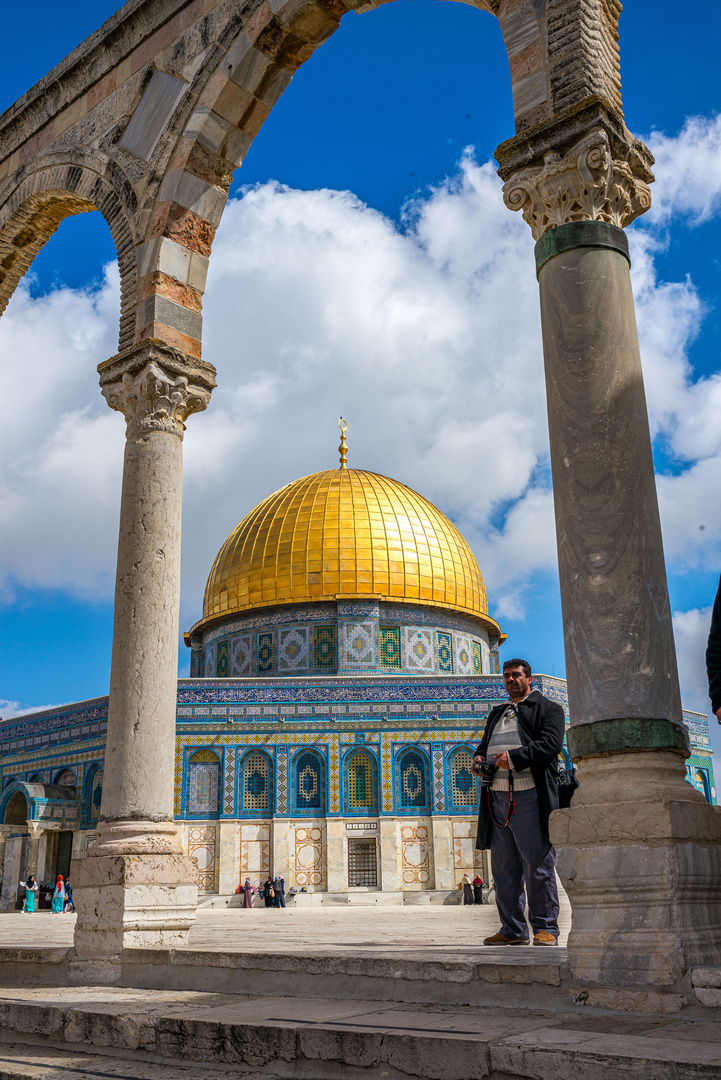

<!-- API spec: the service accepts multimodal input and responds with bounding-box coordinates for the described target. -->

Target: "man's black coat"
[707,574,721,715]
[474,689,565,851]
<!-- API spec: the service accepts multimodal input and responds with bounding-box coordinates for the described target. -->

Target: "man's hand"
[495,751,512,770]
[472,755,483,775]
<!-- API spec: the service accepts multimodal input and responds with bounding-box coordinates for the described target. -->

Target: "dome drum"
[188,466,502,680]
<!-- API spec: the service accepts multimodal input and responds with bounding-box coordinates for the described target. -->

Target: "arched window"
[345,751,377,814]
[449,749,478,809]
[241,752,273,813]
[398,749,429,812]
[54,769,76,787]
[86,766,104,824]
[294,751,324,815]
[187,749,221,816]
[28,773,44,784]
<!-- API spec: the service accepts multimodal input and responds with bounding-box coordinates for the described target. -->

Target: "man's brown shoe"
[483,932,528,946]
[533,931,558,946]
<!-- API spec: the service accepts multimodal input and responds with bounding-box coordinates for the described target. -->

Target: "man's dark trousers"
[489,788,559,941]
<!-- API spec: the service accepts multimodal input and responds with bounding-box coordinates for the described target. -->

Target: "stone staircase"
[0,944,718,1078]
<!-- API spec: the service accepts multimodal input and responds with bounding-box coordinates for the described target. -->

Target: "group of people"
[460,874,485,905]
[236,875,291,908]
[18,874,73,914]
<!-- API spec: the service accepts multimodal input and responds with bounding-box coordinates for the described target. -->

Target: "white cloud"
[646,114,721,226]
[673,607,712,716]
[3,118,721,649]
[0,699,67,721]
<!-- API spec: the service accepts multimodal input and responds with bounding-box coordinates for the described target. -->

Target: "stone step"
[0,945,569,1010]
[0,1043,263,1080]
[0,987,718,1080]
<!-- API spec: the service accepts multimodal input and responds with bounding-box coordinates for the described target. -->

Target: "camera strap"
[486,771,515,827]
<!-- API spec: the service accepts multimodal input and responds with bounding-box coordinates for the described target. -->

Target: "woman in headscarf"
[263,876,274,908]
[242,878,254,909]
[19,875,38,913]
[51,875,65,913]
[461,874,474,905]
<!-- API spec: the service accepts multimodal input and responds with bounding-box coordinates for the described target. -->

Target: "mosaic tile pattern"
[450,749,477,807]
[257,632,275,674]
[455,636,472,676]
[432,743,445,811]
[276,745,288,814]
[452,818,483,880]
[404,628,434,672]
[188,825,217,892]
[89,768,103,824]
[294,825,325,889]
[205,643,216,679]
[380,626,401,669]
[242,752,271,811]
[401,823,431,886]
[223,746,236,815]
[230,634,253,677]
[187,749,221,815]
[436,632,453,674]
[216,640,230,678]
[479,639,490,675]
[278,627,310,673]
[346,751,376,811]
[381,732,393,813]
[342,622,376,667]
[240,822,270,880]
[329,737,340,813]
[472,640,482,675]
[399,750,428,810]
[314,625,336,670]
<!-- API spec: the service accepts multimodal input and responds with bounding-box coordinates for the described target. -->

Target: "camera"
[478,761,497,788]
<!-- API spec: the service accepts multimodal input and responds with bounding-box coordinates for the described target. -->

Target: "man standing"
[474,659,565,946]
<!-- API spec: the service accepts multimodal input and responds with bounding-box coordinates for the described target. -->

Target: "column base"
[551,750,721,987]
[69,852,197,981]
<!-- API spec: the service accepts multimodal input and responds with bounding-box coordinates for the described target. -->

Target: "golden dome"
[200,467,500,637]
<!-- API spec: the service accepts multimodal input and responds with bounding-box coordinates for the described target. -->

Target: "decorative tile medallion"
[342,622,376,667]
[230,634,253,676]
[380,626,401,669]
[455,635,472,677]
[404,628,434,672]
[436,632,453,674]
[257,632,275,674]
[278,627,310,673]
[314,625,336,671]
[188,825,217,892]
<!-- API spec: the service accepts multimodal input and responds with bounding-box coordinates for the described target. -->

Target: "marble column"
[71,340,216,978]
[503,126,721,998]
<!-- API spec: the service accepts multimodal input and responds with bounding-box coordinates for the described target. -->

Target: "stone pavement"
[0,898,571,958]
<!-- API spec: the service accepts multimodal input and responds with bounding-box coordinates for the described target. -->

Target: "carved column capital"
[503,128,652,241]
[98,339,217,439]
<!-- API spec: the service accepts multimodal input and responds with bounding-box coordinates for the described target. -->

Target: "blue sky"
[2,0,721,761]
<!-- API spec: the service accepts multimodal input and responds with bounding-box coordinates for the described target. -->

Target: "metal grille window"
[347,838,377,887]
[295,752,323,811]
[450,750,477,807]
[243,752,271,811]
[346,752,376,811]
[399,750,428,810]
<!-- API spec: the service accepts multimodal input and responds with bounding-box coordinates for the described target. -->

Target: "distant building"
[0,459,714,905]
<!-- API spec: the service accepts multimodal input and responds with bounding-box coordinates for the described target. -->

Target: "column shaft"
[539,243,682,731]
[100,428,183,840]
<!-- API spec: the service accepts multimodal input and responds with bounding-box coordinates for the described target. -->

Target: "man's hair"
[502,658,532,678]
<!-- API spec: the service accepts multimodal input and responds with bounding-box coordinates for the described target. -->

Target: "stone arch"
[0,150,138,351]
[3,790,28,826]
